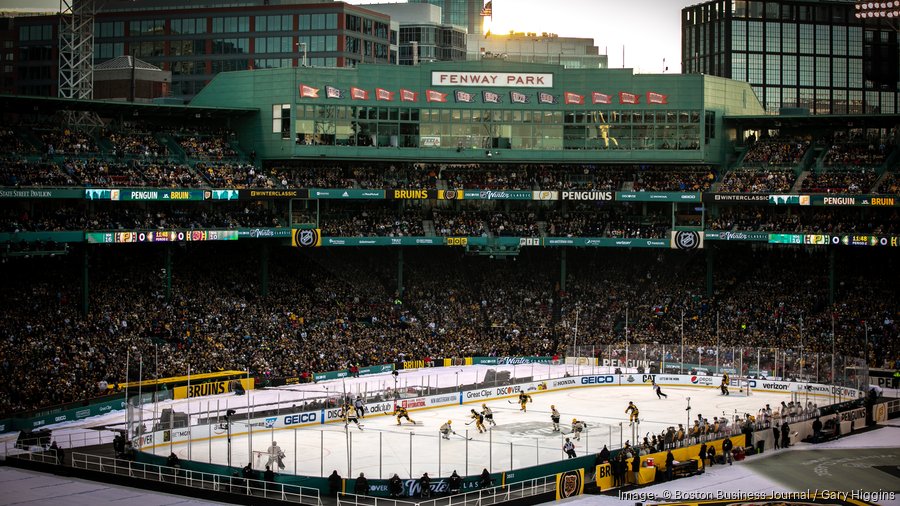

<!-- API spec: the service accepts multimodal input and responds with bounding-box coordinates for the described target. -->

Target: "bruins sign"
[555,469,584,500]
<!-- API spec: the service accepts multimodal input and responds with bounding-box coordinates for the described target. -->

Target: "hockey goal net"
[730,377,752,396]
[252,450,273,470]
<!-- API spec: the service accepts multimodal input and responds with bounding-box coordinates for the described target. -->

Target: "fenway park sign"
[432,71,553,88]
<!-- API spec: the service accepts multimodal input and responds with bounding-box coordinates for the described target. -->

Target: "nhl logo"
[674,231,700,250]
[294,228,321,247]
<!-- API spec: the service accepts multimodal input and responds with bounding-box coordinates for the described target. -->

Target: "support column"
[560,248,567,293]
[260,242,270,297]
[397,248,404,297]
[165,245,172,303]
[828,249,835,305]
[81,246,89,316]
[706,245,714,298]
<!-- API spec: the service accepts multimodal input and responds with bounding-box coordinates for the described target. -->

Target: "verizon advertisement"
[431,71,553,88]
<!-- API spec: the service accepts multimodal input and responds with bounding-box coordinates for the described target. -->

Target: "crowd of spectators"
[876,172,898,194]
[631,166,716,192]
[708,208,898,234]
[176,131,239,160]
[719,168,796,193]
[106,132,168,159]
[1,246,894,415]
[320,207,424,237]
[39,128,99,155]
[487,211,539,237]
[0,160,76,187]
[823,141,889,168]
[801,169,879,193]
[432,209,487,236]
[196,163,279,188]
[742,138,810,167]
[1,204,283,232]
[0,129,30,156]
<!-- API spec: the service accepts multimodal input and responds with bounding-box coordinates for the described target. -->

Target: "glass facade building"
[682,0,899,114]
[408,0,486,36]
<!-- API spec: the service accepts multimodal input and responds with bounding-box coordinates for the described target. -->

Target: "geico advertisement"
[174,378,253,399]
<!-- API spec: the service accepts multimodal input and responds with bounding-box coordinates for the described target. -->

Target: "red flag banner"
[426,89,448,103]
[400,89,418,102]
[564,92,584,105]
[647,91,668,104]
[351,87,369,100]
[591,92,612,105]
[619,92,640,104]
[299,84,319,98]
[376,88,394,101]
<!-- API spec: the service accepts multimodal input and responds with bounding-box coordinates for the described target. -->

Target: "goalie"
[266,441,285,470]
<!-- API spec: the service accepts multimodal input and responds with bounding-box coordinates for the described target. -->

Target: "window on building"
[346,15,361,32]
[747,21,763,51]
[815,56,830,87]
[273,104,291,139]
[765,22,781,52]
[256,14,292,32]
[782,23,796,53]
[732,21,746,51]
[799,25,814,53]
[766,54,780,85]
[833,58,847,87]
[748,53,763,84]
[815,25,830,54]
[782,55,797,85]
[732,52,746,81]
[832,25,846,56]
[799,56,814,86]
[212,16,249,33]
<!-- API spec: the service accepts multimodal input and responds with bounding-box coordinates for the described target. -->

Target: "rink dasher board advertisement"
[138,374,861,450]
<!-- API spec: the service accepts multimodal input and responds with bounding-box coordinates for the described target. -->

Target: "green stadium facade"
[188,60,765,164]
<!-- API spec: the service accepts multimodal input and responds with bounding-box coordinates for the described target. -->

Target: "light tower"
[58,0,96,99]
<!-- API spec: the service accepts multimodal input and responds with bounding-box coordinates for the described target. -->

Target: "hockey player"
[655,384,667,399]
[354,396,366,419]
[345,404,363,429]
[395,406,416,426]
[440,420,455,440]
[550,405,561,431]
[571,418,586,441]
[266,441,286,470]
[469,409,486,433]
[720,375,730,396]
[625,401,640,424]
[518,392,532,412]
[481,404,496,427]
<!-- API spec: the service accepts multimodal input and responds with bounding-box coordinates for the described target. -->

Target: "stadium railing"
[71,452,322,505]
[337,474,557,506]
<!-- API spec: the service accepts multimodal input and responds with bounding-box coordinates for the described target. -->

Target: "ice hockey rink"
[100,364,835,480]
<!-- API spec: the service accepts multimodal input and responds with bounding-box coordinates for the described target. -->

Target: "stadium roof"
[0,94,258,119]
[94,56,162,72]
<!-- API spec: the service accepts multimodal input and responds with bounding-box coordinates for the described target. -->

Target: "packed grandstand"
[0,111,897,420]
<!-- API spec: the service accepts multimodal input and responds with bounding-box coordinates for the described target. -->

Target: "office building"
[363,3,467,65]
[682,0,899,114]
[3,0,397,99]
[470,32,607,69]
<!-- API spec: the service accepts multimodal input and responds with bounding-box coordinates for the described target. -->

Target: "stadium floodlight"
[855,1,900,18]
